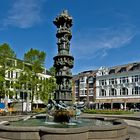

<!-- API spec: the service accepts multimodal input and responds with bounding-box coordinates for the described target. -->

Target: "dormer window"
[118,67,126,73]
[109,69,115,74]
[130,64,140,71]
[96,67,109,76]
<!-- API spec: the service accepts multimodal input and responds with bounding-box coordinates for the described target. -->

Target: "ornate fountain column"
[53,10,74,103]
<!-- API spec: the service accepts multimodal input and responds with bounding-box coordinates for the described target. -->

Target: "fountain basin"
[0,115,128,140]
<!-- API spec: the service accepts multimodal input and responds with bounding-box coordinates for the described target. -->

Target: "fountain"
[0,10,129,140]
[53,9,75,123]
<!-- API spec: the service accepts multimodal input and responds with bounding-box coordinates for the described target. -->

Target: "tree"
[0,43,16,103]
[24,48,46,73]
[40,77,57,103]
[23,48,46,110]
[0,43,16,65]
[49,66,56,76]
[0,73,5,102]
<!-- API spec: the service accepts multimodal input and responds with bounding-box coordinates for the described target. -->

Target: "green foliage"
[40,77,57,102]
[0,43,53,112]
[0,43,16,100]
[24,48,46,73]
[84,109,134,115]
[49,67,56,76]
[22,48,46,110]
[16,60,24,69]
[0,43,16,58]
[0,43,16,67]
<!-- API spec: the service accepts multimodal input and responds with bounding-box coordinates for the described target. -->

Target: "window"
[100,89,106,96]
[109,88,117,96]
[120,88,128,96]
[99,80,107,86]
[119,67,126,73]
[88,77,94,83]
[88,77,94,88]
[132,86,140,95]
[109,78,117,85]
[109,69,115,74]
[132,75,140,82]
[89,90,93,95]
[120,77,129,84]
[130,64,140,71]
[75,80,79,86]
[89,83,93,88]
[75,87,79,92]
[80,90,85,95]
[11,71,13,78]
[16,72,18,79]
[80,77,85,82]
[80,83,86,89]
[8,71,10,78]
[20,92,27,100]
[85,90,87,95]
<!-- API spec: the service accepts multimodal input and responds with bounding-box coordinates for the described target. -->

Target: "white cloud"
[72,25,136,59]
[3,0,45,28]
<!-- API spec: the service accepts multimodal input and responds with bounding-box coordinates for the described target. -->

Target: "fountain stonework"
[0,10,129,140]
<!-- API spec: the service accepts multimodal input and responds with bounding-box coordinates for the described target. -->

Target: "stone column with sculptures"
[53,10,74,104]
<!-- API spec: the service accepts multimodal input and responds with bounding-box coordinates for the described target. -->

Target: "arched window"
[132,86,140,95]
[109,88,117,96]
[100,89,106,96]
[120,88,128,96]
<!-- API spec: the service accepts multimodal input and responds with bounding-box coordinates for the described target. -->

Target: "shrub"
[84,109,134,115]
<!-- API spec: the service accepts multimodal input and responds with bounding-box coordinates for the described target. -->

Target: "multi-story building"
[72,62,140,110]
[0,58,51,111]
[73,70,96,107]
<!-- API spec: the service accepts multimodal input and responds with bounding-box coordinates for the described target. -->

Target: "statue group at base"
[47,99,86,122]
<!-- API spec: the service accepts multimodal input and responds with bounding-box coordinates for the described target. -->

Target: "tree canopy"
[0,43,16,67]
[0,43,16,101]
[24,48,46,73]
[0,43,56,109]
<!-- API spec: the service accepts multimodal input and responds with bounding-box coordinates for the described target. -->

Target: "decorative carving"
[53,10,74,102]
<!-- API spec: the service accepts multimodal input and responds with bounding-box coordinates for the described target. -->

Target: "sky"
[0,0,140,74]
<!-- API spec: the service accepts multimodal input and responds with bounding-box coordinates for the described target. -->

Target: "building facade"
[73,70,96,107]
[0,58,51,111]
[72,62,140,110]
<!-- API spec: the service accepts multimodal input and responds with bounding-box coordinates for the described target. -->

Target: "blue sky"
[0,0,140,74]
